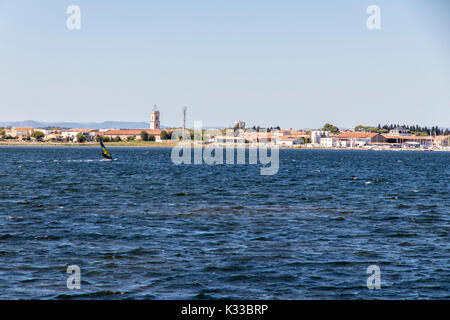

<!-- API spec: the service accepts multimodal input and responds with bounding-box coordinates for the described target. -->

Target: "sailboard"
[98,136,113,160]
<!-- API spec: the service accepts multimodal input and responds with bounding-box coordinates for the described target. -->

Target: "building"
[243,131,273,145]
[4,129,14,137]
[11,127,34,139]
[389,127,411,136]
[34,128,50,135]
[311,131,330,145]
[43,129,62,141]
[337,132,386,146]
[150,105,160,130]
[320,137,340,148]
[434,135,450,147]
[98,129,165,141]
[62,129,96,142]
[272,130,296,137]
[213,135,246,145]
[276,136,302,146]
[44,132,63,141]
[382,134,450,147]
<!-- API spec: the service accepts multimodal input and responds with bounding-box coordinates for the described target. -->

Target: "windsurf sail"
[98,136,112,160]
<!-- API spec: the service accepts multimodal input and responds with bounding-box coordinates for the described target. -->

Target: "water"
[0,147,448,299]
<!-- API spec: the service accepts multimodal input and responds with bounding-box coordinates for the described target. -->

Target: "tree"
[354,125,379,133]
[76,133,87,143]
[300,137,311,144]
[127,136,135,141]
[148,134,155,142]
[322,123,339,134]
[31,131,45,140]
[160,130,171,140]
[140,130,149,141]
[114,136,121,142]
[98,135,111,142]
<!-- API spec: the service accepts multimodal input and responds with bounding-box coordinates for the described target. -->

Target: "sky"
[0,0,449,129]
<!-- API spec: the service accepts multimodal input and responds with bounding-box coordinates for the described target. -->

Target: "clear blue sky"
[1,0,449,129]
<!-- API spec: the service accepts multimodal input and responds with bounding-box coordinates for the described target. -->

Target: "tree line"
[320,123,450,136]
[355,124,449,136]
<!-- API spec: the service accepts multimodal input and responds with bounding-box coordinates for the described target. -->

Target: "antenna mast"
[182,106,187,140]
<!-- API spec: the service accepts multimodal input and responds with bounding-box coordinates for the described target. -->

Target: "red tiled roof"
[337,132,380,139]
[278,136,297,140]
[12,127,33,130]
[63,128,94,133]
[244,132,272,138]
[382,135,449,140]
[99,129,164,136]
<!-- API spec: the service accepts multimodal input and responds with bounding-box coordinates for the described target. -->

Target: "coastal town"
[1,108,449,151]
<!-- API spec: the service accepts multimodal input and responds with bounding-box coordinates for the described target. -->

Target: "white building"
[389,127,410,136]
[276,136,302,146]
[320,137,339,148]
[62,129,95,141]
[213,135,246,144]
[34,128,50,135]
[311,131,330,145]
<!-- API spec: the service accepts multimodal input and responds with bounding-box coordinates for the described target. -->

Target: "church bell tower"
[150,105,160,130]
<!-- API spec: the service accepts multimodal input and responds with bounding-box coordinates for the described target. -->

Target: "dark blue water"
[0,147,448,299]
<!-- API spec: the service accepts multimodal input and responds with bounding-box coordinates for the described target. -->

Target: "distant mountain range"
[0,120,226,130]
[0,120,161,130]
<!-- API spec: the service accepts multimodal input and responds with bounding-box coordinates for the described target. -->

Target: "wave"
[56,290,128,299]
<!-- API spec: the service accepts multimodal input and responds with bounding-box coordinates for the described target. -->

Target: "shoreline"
[0,141,177,148]
[0,141,448,151]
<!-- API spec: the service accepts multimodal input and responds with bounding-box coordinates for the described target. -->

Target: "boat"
[98,136,112,160]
